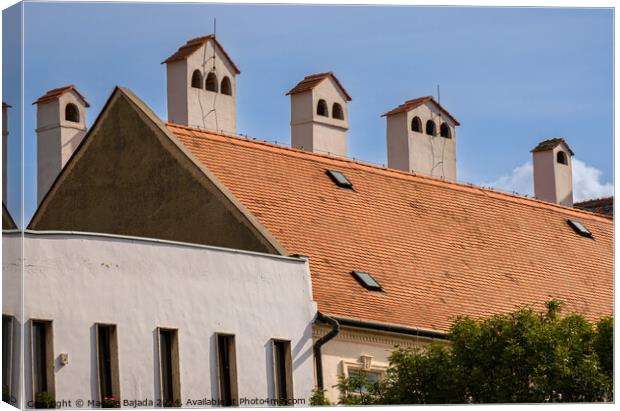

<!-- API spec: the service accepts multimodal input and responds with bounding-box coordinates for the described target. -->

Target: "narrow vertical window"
[272,340,293,404]
[2,316,13,404]
[157,328,180,407]
[96,324,120,407]
[216,334,238,406]
[31,320,55,408]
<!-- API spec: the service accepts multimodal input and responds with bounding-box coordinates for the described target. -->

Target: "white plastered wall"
[5,231,317,407]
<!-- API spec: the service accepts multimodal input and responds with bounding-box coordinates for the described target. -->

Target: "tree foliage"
[337,301,613,404]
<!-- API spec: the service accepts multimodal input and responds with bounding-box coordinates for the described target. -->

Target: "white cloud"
[482,159,613,203]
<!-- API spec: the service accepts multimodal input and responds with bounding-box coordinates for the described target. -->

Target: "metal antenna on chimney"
[436,84,441,104]
[214,18,217,38]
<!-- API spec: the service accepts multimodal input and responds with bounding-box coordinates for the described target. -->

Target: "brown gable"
[162,34,241,74]
[29,87,283,255]
[169,124,612,332]
[33,85,90,107]
[286,72,352,101]
[382,96,460,125]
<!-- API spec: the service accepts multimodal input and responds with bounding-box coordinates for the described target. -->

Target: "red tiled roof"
[33,85,90,107]
[168,123,613,332]
[162,34,241,75]
[575,197,613,217]
[382,96,460,126]
[286,72,352,101]
[531,138,575,156]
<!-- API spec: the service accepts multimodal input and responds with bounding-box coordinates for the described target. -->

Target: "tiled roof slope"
[382,96,460,126]
[168,123,613,332]
[162,34,241,74]
[575,197,613,217]
[286,72,352,101]
[33,85,90,107]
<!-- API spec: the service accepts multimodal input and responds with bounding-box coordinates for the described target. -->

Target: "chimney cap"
[161,34,241,74]
[33,85,90,107]
[2,102,11,109]
[381,96,460,126]
[531,138,574,156]
[286,71,352,101]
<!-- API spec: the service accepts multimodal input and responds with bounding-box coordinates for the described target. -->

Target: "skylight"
[567,219,592,238]
[326,170,353,189]
[352,271,383,291]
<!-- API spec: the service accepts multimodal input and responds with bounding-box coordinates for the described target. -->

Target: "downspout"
[313,312,340,391]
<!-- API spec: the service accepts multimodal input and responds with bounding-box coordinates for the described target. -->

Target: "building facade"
[3,231,316,408]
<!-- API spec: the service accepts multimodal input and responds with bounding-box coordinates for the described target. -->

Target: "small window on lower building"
[96,324,120,407]
[157,328,181,407]
[216,334,238,406]
[272,340,293,404]
[347,368,382,394]
[2,315,13,404]
[31,320,55,406]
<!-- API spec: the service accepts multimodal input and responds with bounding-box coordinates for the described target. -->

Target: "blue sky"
[2,3,614,224]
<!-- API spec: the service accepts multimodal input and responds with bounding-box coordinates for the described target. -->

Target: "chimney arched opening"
[317,99,329,117]
[332,103,344,120]
[411,116,422,132]
[205,72,219,92]
[65,103,80,123]
[425,120,436,136]
[220,76,232,96]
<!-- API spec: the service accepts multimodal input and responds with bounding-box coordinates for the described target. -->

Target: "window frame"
[339,359,387,396]
[156,327,181,407]
[2,315,14,402]
[351,271,383,292]
[326,170,353,189]
[215,333,238,407]
[271,339,294,404]
[30,319,55,402]
[95,323,121,406]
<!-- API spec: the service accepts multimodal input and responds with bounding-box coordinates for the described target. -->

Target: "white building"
[3,230,316,408]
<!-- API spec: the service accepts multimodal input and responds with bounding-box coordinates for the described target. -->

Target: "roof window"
[567,219,592,238]
[326,170,353,189]
[352,271,383,291]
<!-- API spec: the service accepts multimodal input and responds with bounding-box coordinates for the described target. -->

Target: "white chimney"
[163,34,240,133]
[2,102,10,203]
[34,85,89,204]
[383,96,459,181]
[287,72,351,157]
[532,138,574,206]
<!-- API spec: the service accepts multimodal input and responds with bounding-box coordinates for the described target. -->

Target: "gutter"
[331,316,447,340]
[313,312,340,391]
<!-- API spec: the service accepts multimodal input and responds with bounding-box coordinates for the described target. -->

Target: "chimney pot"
[531,137,574,206]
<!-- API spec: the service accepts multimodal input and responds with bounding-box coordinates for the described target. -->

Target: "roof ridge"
[166,122,611,224]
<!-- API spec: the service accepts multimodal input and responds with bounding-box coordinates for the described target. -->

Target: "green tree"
[336,301,612,405]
